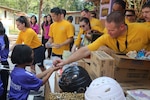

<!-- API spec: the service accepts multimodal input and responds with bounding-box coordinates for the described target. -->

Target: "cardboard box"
[90,51,150,82]
[119,81,150,93]
[44,82,51,100]
[90,51,115,77]
[54,72,62,93]
[85,63,97,80]
[77,60,86,68]
[114,55,150,70]
[114,68,150,82]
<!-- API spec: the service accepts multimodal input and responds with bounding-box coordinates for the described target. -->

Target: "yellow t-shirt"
[74,18,104,46]
[143,22,150,50]
[49,20,74,55]
[16,28,42,49]
[88,23,150,53]
[143,22,150,27]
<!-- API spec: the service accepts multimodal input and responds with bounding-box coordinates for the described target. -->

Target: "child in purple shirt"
[0,21,9,100]
[9,44,60,100]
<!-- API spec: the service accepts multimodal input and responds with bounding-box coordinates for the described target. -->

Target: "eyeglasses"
[125,15,134,17]
[79,25,85,28]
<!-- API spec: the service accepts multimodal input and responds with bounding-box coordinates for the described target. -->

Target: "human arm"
[36,66,60,85]
[52,37,73,49]
[54,46,91,67]
[71,28,83,53]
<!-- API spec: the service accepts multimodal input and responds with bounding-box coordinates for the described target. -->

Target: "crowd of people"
[0,0,150,99]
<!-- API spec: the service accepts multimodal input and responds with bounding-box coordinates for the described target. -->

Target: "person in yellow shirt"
[72,8,104,53]
[12,16,45,73]
[103,0,129,34]
[142,1,150,27]
[71,17,102,53]
[46,7,74,58]
[142,1,150,50]
[53,11,150,67]
[125,10,136,23]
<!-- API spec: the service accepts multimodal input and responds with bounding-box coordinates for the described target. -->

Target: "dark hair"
[45,14,53,26]
[113,0,126,9]
[125,9,135,15]
[50,7,61,15]
[67,16,73,22]
[0,21,9,49]
[16,16,30,28]
[11,44,33,65]
[106,11,125,27]
[61,9,66,17]
[80,17,91,29]
[44,15,47,18]
[91,12,97,18]
[30,15,37,25]
[142,1,150,9]
[81,8,89,13]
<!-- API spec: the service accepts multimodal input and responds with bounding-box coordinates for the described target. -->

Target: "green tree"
[0,0,96,14]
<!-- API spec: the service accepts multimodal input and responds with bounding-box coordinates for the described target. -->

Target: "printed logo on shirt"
[10,81,21,91]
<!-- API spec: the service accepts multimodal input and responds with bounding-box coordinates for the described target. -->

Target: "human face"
[47,15,52,22]
[31,17,36,24]
[44,17,47,22]
[79,21,90,31]
[50,13,61,22]
[112,3,125,12]
[125,11,136,22]
[81,11,89,18]
[105,22,122,38]
[142,7,150,22]
[16,21,25,31]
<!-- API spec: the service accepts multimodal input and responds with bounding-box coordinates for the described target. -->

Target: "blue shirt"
[0,35,9,61]
[9,66,43,100]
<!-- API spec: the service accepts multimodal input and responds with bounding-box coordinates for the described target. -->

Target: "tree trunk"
[38,0,43,34]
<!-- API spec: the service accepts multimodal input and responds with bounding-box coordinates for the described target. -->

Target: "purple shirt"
[0,35,9,61]
[31,24,39,34]
[9,66,43,100]
[44,24,50,39]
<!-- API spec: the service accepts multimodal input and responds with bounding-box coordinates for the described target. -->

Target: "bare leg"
[47,48,52,59]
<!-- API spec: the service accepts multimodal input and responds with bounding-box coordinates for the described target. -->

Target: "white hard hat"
[85,77,126,100]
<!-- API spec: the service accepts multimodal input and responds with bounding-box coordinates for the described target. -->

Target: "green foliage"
[0,0,95,14]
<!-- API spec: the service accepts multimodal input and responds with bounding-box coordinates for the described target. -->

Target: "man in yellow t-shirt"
[142,2,150,50]
[72,8,104,53]
[46,7,74,58]
[142,1,150,25]
[103,0,128,34]
[53,11,150,67]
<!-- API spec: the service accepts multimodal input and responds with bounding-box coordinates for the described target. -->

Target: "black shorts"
[33,46,45,67]
[52,53,62,59]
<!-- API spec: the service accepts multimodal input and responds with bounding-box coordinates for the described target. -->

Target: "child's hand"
[53,59,64,68]
[52,66,61,71]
